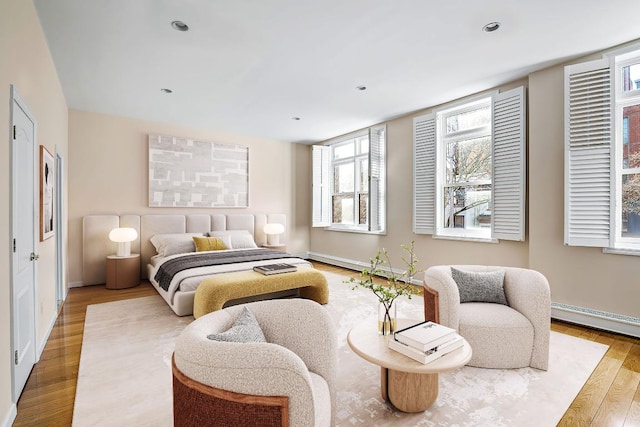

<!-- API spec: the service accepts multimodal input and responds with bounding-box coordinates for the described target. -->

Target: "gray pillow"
[207,307,266,343]
[451,267,508,305]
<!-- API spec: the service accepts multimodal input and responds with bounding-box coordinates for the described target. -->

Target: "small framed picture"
[40,145,54,241]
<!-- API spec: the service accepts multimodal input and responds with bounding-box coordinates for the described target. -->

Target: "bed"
[82,213,319,316]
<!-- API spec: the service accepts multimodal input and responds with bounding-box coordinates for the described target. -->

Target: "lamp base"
[116,242,131,257]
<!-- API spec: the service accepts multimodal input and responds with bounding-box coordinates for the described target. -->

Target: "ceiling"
[33,0,640,144]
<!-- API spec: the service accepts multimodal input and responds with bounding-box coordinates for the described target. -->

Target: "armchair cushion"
[207,307,266,343]
[451,267,507,305]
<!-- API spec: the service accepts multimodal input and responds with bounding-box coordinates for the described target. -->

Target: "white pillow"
[207,230,258,249]
[150,233,203,257]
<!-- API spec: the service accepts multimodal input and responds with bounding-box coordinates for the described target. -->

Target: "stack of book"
[389,321,464,364]
[253,263,297,275]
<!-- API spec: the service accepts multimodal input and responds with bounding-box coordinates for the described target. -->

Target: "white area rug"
[74,272,608,426]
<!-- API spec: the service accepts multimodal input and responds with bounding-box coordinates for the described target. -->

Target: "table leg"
[380,367,389,401]
[386,369,439,413]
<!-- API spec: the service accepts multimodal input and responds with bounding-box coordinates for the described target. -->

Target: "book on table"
[253,263,298,275]
[389,333,464,364]
[393,321,457,351]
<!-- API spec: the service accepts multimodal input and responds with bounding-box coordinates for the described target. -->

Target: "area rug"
[73,271,608,426]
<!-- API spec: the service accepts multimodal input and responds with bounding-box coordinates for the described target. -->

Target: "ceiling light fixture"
[160,88,173,94]
[291,117,301,121]
[171,21,189,32]
[356,85,367,91]
[482,22,501,32]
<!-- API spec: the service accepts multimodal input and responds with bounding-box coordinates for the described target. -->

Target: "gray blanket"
[154,249,298,291]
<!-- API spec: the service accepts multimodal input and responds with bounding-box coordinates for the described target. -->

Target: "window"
[564,46,640,251]
[312,125,386,232]
[413,86,526,241]
[441,98,492,237]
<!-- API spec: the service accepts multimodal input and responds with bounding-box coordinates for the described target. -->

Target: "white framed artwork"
[148,134,249,208]
[40,145,55,241]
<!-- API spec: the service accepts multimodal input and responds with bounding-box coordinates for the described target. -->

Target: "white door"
[11,86,38,400]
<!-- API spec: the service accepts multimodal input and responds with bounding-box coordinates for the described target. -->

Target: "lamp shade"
[109,227,138,243]
[109,227,137,257]
[263,223,285,235]
[263,223,284,246]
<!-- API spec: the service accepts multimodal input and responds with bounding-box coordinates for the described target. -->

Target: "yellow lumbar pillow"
[193,236,228,252]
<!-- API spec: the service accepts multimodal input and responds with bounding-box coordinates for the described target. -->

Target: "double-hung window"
[564,45,640,252]
[413,86,526,242]
[312,125,386,233]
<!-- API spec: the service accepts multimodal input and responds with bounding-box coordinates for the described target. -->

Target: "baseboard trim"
[551,302,640,338]
[308,252,368,272]
[68,281,84,288]
[308,252,420,285]
[310,251,640,338]
[1,404,17,427]
[37,310,58,361]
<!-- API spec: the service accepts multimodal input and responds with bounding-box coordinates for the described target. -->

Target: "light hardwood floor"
[12,262,640,426]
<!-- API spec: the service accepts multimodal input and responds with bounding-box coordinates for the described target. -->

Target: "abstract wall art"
[148,134,249,208]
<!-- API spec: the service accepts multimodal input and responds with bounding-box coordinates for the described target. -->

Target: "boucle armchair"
[423,265,551,370]
[172,298,337,427]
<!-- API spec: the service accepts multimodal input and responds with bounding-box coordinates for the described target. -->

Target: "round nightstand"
[105,254,140,289]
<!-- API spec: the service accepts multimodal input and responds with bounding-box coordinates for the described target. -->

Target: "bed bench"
[193,268,329,318]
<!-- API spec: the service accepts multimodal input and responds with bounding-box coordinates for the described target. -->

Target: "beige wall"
[308,82,530,274]
[528,56,640,318]
[307,53,640,321]
[0,0,69,423]
[67,110,303,285]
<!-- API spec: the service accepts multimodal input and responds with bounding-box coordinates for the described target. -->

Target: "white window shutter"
[368,125,386,232]
[564,58,612,247]
[492,86,526,241]
[413,113,436,234]
[312,145,331,227]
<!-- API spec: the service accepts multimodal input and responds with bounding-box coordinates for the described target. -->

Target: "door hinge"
[13,238,16,253]
[13,125,16,140]
[14,350,18,365]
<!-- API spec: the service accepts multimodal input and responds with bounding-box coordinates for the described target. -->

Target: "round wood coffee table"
[347,318,472,412]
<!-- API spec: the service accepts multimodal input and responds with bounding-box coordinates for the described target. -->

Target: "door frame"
[10,85,39,401]
[55,150,65,308]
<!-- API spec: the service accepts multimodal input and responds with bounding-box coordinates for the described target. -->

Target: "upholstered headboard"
[82,213,286,286]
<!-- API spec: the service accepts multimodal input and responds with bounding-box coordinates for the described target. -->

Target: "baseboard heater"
[308,251,640,339]
[551,302,640,338]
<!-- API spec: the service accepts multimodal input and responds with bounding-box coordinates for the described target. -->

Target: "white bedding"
[148,248,313,305]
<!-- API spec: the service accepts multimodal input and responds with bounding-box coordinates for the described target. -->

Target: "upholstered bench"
[193,268,329,319]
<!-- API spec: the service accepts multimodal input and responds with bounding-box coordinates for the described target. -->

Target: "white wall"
[0,0,69,424]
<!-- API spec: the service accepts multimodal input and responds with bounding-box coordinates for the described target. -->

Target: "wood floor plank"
[592,368,640,426]
[11,263,640,427]
[623,385,640,426]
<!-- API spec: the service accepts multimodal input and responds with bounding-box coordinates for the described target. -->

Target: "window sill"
[432,234,498,244]
[324,225,386,235]
[603,247,640,257]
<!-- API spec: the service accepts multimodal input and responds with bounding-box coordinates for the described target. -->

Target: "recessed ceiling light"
[292,117,301,121]
[356,85,367,91]
[160,88,173,94]
[171,21,189,32]
[482,22,501,32]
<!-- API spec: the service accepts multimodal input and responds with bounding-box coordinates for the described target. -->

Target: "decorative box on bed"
[82,214,327,316]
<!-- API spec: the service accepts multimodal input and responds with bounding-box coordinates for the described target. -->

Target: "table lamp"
[109,227,138,257]
[263,223,285,245]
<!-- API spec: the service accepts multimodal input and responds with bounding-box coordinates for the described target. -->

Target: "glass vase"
[377,300,397,335]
